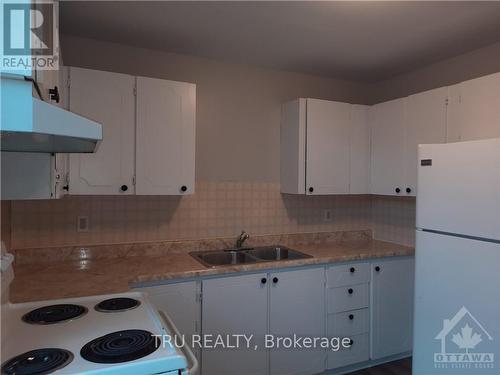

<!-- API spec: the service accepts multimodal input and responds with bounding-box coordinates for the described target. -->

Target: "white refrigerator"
[413,138,500,375]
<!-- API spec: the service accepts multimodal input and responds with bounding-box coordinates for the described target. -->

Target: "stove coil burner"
[95,297,141,312]
[1,348,73,375]
[22,304,88,325]
[80,329,159,364]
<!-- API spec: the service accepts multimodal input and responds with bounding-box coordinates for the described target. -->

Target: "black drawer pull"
[348,288,353,295]
[349,314,354,320]
[350,267,355,273]
[261,278,267,284]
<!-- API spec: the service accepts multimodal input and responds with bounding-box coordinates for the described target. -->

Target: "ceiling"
[60,1,500,82]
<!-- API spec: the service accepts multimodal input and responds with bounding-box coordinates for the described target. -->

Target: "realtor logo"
[1,0,59,71]
[434,306,494,370]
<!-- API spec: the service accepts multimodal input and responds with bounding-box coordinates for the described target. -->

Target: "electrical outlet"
[323,209,333,222]
[77,216,89,232]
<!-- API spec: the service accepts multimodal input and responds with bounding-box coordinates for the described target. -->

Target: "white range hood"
[0,75,102,153]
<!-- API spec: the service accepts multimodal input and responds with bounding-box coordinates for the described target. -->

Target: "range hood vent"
[1,76,102,153]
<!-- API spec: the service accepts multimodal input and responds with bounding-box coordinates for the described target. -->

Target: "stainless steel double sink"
[190,246,312,267]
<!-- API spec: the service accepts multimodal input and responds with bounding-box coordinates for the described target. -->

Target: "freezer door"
[417,138,500,241]
[413,230,500,375]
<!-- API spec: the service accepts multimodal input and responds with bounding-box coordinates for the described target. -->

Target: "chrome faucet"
[235,230,250,248]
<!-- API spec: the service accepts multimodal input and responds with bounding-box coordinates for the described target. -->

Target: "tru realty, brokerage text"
[152,334,354,351]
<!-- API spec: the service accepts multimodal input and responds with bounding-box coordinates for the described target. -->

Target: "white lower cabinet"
[202,273,269,375]
[136,257,414,375]
[202,268,326,375]
[326,263,371,370]
[269,269,325,375]
[328,333,370,370]
[371,257,415,360]
[134,281,201,361]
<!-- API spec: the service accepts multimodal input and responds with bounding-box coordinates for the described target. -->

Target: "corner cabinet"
[447,72,500,142]
[67,67,195,195]
[280,98,370,195]
[370,87,447,196]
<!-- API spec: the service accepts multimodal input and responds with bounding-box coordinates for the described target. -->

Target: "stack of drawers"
[326,262,370,369]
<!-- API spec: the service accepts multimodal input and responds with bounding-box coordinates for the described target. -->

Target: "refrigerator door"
[417,138,500,241]
[413,230,500,375]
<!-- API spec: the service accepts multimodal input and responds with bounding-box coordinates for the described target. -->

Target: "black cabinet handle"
[349,339,354,346]
[261,278,267,285]
[120,185,128,192]
[62,185,69,191]
[348,288,353,295]
[406,187,412,194]
[181,185,187,192]
[49,86,60,103]
[375,266,380,272]
[349,314,354,320]
[350,267,355,273]
[308,187,314,193]
[395,187,401,193]
[273,277,279,284]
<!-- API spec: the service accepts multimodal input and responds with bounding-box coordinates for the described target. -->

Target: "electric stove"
[1,291,192,375]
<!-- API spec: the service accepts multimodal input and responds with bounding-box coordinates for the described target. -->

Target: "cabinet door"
[202,274,268,375]
[136,281,201,361]
[447,73,500,142]
[349,105,370,194]
[68,67,135,195]
[136,77,196,195]
[404,88,447,196]
[269,268,325,375]
[371,257,415,359]
[306,99,351,195]
[370,98,406,196]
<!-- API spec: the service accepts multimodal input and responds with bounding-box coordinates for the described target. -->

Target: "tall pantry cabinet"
[67,67,196,195]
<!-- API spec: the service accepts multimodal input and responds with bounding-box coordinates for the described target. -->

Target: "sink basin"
[247,246,312,261]
[190,250,260,267]
[190,246,312,267]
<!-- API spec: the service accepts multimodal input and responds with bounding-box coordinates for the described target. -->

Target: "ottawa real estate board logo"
[434,306,494,370]
[1,0,59,71]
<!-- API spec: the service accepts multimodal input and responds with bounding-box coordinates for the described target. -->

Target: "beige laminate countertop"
[10,240,414,303]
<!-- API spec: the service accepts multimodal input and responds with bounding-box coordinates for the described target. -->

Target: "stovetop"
[1,292,187,375]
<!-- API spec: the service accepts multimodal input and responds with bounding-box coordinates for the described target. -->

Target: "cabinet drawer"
[327,263,370,287]
[327,284,369,313]
[327,333,369,369]
[327,308,369,337]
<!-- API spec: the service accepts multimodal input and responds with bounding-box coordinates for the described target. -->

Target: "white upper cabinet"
[281,98,370,195]
[370,98,407,196]
[447,72,500,142]
[67,67,196,195]
[306,99,351,195]
[404,87,447,195]
[69,67,136,195]
[136,77,196,195]
[350,105,371,194]
[370,88,447,196]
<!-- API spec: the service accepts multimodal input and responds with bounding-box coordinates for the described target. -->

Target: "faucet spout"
[235,230,250,248]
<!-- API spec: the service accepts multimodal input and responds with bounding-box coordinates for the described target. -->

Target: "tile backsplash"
[372,196,416,247]
[9,181,377,249]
